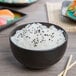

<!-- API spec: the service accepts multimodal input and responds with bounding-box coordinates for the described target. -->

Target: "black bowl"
[9,22,68,69]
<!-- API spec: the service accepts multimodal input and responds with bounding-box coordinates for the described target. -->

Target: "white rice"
[11,23,66,50]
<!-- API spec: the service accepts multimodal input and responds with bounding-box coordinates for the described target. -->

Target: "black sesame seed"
[38,30,40,33]
[40,41,42,43]
[26,36,28,38]
[44,34,47,36]
[42,31,44,33]
[52,33,54,34]
[37,34,39,36]
[34,44,37,47]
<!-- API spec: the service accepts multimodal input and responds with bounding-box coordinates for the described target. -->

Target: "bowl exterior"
[10,40,67,69]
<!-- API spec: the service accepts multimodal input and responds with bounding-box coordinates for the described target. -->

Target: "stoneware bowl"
[9,22,68,69]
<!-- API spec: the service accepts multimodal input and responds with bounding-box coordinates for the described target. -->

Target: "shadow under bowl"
[9,22,68,69]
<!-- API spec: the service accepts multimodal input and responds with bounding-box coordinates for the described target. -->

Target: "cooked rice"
[11,23,66,50]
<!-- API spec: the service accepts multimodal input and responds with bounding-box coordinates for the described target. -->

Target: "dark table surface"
[0,0,76,76]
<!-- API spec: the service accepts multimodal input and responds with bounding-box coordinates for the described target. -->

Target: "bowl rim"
[9,22,68,52]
